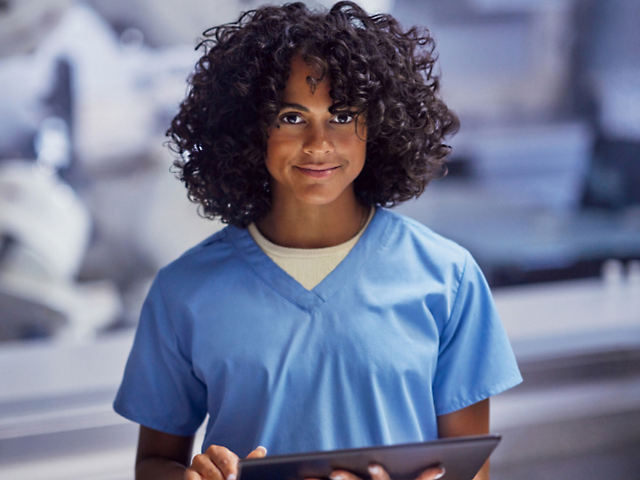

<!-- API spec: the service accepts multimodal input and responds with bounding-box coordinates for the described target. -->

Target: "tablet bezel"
[238,434,501,480]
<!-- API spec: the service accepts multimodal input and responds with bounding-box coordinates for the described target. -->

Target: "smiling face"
[264,56,367,211]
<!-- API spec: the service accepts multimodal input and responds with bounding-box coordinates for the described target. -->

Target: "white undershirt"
[248,208,375,290]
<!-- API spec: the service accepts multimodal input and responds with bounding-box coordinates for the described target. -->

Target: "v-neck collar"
[225,208,394,313]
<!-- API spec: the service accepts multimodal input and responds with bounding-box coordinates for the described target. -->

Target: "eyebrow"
[279,102,356,114]
[279,102,309,112]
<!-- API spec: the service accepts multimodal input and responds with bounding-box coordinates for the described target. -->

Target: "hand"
[307,464,445,480]
[184,445,267,480]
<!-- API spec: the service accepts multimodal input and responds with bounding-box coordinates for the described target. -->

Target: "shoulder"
[175,226,231,261]
[163,226,229,267]
[378,208,470,272]
[153,225,243,294]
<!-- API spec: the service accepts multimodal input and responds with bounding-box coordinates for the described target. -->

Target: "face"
[265,56,367,210]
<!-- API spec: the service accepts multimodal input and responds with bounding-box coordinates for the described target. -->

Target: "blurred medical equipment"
[0,0,71,58]
[0,3,222,332]
[0,118,122,342]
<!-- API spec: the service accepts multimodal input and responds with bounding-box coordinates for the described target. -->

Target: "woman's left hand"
[306,463,445,480]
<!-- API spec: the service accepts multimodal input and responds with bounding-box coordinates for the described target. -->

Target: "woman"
[114,3,522,480]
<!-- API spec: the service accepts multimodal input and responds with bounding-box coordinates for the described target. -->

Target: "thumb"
[246,446,267,459]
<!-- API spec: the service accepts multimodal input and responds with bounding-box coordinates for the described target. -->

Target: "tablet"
[238,434,501,480]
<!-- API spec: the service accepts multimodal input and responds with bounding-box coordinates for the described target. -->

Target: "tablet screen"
[238,434,500,480]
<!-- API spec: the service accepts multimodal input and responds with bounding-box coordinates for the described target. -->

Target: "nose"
[303,123,334,156]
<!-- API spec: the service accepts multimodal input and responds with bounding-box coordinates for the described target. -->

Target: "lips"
[295,164,340,179]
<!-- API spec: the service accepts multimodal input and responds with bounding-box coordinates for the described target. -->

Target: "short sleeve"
[113,273,207,435]
[433,251,522,415]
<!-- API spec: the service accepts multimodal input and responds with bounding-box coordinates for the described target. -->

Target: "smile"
[295,165,340,179]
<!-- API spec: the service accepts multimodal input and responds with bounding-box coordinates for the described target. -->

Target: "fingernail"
[227,474,237,480]
[257,446,267,454]
[330,475,344,480]
[434,467,446,479]
[369,465,382,475]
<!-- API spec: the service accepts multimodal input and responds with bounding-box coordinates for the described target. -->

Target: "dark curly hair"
[168,1,459,227]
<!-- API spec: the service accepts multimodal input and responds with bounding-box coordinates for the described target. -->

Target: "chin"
[292,186,346,206]
[296,195,340,206]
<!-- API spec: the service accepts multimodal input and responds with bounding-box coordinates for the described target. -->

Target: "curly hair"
[168,1,459,227]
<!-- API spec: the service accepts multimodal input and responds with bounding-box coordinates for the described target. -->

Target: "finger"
[416,466,446,480]
[190,453,224,480]
[368,464,392,480]
[184,467,203,480]
[329,469,365,480]
[204,445,240,480]
[246,446,267,459]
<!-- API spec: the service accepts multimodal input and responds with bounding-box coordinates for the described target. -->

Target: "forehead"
[281,56,331,104]
[289,55,322,78]
[287,56,326,87]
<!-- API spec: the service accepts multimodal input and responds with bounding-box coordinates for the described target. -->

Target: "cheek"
[351,124,367,161]
[263,156,280,183]
[349,137,367,172]
[264,138,288,176]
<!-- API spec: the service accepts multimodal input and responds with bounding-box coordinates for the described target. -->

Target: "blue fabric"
[114,208,522,457]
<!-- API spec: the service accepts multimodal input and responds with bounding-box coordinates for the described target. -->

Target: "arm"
[135,425,194,480]
[135,425,267,480]
[437,398,490,480]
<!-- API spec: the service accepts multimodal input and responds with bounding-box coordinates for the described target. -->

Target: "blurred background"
[0,0,638,478]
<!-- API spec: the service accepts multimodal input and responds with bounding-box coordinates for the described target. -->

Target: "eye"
[280,113,304,124]
[332,112,355,124]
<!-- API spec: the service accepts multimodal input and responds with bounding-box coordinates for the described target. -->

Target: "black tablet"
[238,434,500,480]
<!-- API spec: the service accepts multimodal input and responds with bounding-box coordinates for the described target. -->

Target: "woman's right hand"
[307,464,445,480]
[184,445,267,480]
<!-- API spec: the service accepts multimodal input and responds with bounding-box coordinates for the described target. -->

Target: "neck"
[255,193,369,249]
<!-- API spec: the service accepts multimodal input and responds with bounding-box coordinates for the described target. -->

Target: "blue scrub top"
[114,208,522,456]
